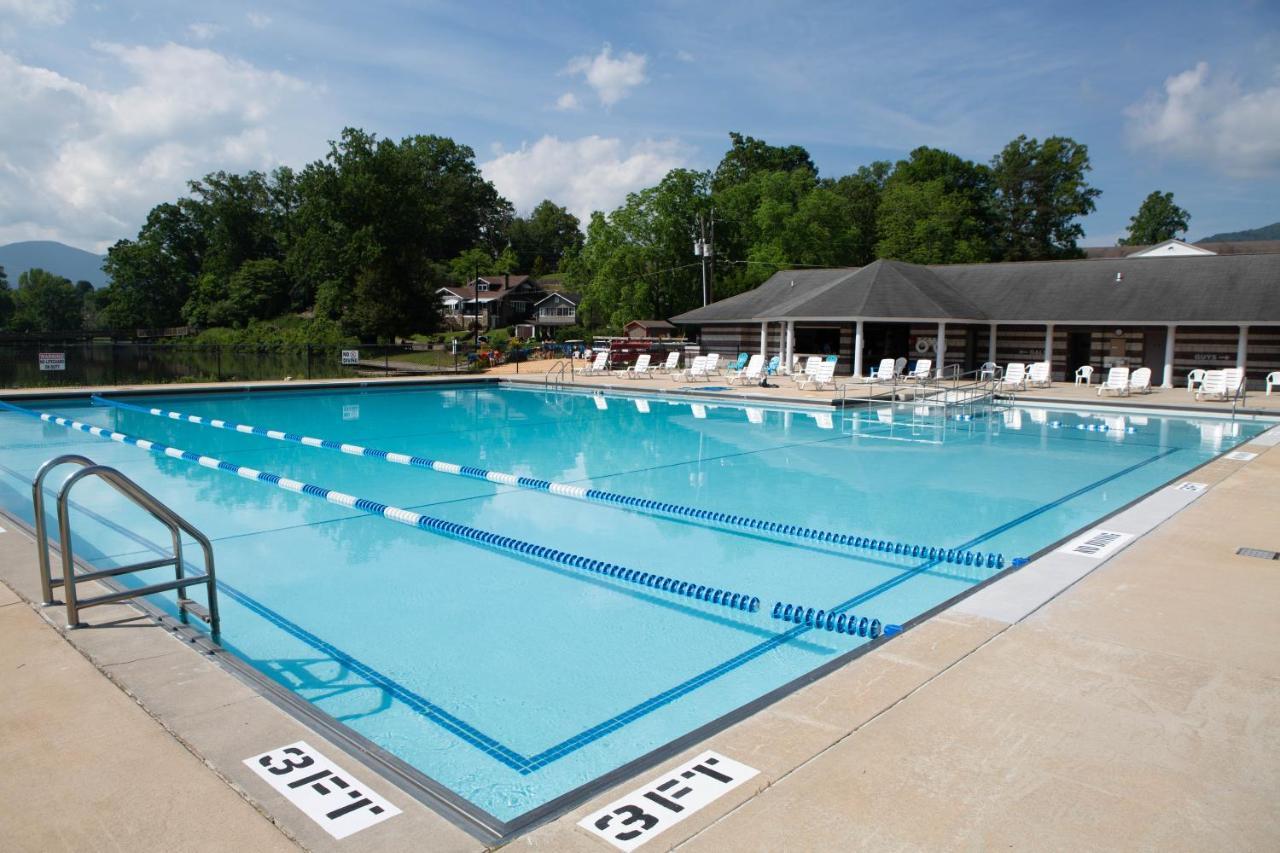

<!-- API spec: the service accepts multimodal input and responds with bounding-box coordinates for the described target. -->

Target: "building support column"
[853,319,865,378]
[1043,323,1055,373]
[1237,324,1249,371]
[759,321,768,358]
[935,321,947,377]
[1162,324,1176,388]
[784,321,795,373]
[988,323,998,365]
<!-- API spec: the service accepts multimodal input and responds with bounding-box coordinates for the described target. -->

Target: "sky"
[2,0,1278,254]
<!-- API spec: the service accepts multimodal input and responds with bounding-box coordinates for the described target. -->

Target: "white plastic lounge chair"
[1198,367,1244,401]
[675,355,711,382]
[727,354,765,385]
[999,363,1027,391]
[1097,366,1131,396]
[1267,371,1279,396]
[653,351,680,373]
[703,353,722,375]
[618,353,651,378]
[795,359,836,391]
[1027,362,1051,388]
[1128,366,1152,394]
[905,359,932,381]
[790,356,823,385]
[865,358,896,382]
[1186,368,1206,394]
[1074,365,1093,386]
[581,351,609,374]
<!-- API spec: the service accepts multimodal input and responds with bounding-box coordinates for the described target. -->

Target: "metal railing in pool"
[91,395,1007,572]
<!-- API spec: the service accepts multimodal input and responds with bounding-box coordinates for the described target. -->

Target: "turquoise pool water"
[0,384,1266,822]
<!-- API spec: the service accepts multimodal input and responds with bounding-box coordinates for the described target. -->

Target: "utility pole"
[695,211,714,307]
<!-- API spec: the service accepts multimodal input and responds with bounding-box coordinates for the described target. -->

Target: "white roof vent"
[1115,272,1124,283]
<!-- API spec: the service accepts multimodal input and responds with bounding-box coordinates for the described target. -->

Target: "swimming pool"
[0,382,1267,829]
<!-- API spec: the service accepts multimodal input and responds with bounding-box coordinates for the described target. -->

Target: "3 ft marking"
[1057,528,1134,559]
[579,751,758,851]
[244,741,400,839]
[1175,481,1208,493]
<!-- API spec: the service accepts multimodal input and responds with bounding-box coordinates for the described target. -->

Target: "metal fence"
[0,341,480,389]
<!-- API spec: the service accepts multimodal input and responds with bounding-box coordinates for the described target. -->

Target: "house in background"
[531,291,580,336]
[437,274,544,330]
[624,319,678,339]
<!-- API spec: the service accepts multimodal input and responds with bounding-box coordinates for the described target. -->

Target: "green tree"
[826,161,892,266]
[508,200,583,272]
[0,265,13,329]
[874,147,995,264]
[712,131,817,192]
[989,135,1100,260]
[11,268,84,332]
[1119,191,1190,245]
[101,201,205,329]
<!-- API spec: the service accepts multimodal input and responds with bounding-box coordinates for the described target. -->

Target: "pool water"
[0,384,1266,823]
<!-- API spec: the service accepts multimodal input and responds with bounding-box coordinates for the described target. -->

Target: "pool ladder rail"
[543,358,575,388]
[32,454,221,638]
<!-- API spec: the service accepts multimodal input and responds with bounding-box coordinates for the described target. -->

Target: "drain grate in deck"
[1236,547,1280,561]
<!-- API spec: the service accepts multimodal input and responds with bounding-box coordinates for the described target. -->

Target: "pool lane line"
[0,400,760,619]
[92,395,1007,572]
[521,443,1182,768]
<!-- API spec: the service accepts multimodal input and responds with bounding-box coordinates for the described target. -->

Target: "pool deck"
[0,375,1277,851]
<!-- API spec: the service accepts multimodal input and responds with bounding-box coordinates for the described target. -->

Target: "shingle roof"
[670,253,1280,325]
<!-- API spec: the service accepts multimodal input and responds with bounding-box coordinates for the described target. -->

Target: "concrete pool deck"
[0,379,1277,851]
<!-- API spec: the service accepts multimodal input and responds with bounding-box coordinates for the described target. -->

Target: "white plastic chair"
[1186,368,1206,394]
[674,355,710,382]
[727,354,765,385]
[979,361,998,381]
[999,363,1027,391]
[653,351,680,373]
[703,353,722,375]
[865,358,896,382]
[1267,371,1279,396]
[796,360,836,391]
[1074,365,1093,386]
[619,353,651,379]
[893,357,908,377]
[790,356,822,385]
[582,351,609,374]
[906,359,932,381]
[1097,367,1131,396]
[1128,367,1152,394]
[1027,362,1051,388]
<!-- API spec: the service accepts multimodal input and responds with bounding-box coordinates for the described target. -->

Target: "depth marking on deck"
[1174,481,1208,494]
[1056,528,1135,560]
[1225,450,1258,462]
[244,741,400,839]
[579,751,758,851]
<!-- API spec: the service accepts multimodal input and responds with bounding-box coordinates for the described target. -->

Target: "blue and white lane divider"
[91,395,1006,571]
[769,601,899,638]
[0,400,759,614]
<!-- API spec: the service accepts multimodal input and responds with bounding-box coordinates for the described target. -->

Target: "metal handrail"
[33,456,220,637]
[543,358,574,388]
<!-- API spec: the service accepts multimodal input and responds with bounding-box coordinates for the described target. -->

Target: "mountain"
[1197,222,1280,243]
[0,240,108,288]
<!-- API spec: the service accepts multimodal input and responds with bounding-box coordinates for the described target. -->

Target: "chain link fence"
[0,341,487,388]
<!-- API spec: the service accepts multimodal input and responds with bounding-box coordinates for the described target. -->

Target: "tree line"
[2,127,1191,337]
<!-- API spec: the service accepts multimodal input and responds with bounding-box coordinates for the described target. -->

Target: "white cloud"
[187,21,223,41]
[246,11,271,29]
[554,91,580,111]
[1125,62,1280,176]
[481,135,687,223]
[564,44,647,107]
[0,44,330,251]
[0,0,73,26]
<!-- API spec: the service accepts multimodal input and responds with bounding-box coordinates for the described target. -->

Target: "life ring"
[915,337,932,354]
